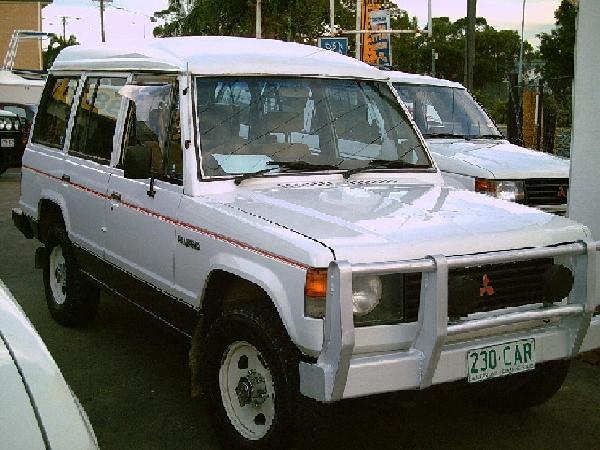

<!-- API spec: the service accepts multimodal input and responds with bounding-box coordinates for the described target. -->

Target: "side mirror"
[123,145,152,179]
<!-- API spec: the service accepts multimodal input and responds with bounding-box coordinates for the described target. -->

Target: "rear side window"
[69,77,126,164]
[32,76,78,149]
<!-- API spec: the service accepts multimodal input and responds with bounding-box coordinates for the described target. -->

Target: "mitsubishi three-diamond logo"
[480,274,495,297]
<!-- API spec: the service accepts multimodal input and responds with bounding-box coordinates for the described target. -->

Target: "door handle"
[61,174,70,182]
[110,192,122,202]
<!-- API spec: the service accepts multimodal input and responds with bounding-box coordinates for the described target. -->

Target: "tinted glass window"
[393,83,501,138]
[70,77,126,164]
[196,77,430,178]
[32,76,78,149]
[120,80,182,184]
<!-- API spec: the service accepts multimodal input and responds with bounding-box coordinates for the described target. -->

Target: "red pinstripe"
[23,165,309,270]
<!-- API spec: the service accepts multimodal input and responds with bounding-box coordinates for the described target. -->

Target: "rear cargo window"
[31,76,78,149]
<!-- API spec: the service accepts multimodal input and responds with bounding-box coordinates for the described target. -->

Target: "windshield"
[392,83,502,139]
[195,77,432,179]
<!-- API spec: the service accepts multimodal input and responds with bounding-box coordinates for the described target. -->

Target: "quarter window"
[31,76,78,149]
[70,77,126,164]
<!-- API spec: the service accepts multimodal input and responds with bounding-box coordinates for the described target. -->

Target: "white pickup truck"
[11,37,600,448]
[389,71,570,215]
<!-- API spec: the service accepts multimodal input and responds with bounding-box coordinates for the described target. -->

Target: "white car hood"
[426,138,570,179]
[0,281,97,449]
[217,179,587,265]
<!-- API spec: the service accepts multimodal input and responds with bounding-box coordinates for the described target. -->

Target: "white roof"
[386,70,465,89]
[52,36,388,80]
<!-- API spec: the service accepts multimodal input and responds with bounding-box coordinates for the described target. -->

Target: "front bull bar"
[299,241,598,402]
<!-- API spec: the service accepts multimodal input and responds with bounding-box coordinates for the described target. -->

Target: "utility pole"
[256,0,262,38]
[330,0,335,35]
[355,0,362,59]
[92,0,110,42]
[55,16,80,42]
[518,0,526,86]
[100,0,105,42]
[465,0,476,90]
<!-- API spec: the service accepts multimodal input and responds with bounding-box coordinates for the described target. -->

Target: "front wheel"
[43,226,99,327]
[202,305,300,448]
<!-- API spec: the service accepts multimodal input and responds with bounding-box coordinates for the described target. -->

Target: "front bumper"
[300,242,599,402]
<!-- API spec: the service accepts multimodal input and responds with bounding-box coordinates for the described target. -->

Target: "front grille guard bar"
[299,241,598,402]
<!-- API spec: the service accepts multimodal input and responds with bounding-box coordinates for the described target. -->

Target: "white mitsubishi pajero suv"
[388,71,571,215]
[11,37,600,448]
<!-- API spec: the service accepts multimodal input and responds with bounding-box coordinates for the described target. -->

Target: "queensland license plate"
[467,339,535,383]
[1,138,14,148]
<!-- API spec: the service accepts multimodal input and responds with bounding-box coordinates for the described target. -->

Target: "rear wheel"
[202,305,300,449]
[474,359,570,412]
[43,226,99,326]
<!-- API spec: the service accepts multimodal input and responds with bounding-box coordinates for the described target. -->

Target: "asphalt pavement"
[1,168,598,449]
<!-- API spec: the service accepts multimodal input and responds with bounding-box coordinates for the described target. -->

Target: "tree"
[43,35,78,70]
[538,0,578,125]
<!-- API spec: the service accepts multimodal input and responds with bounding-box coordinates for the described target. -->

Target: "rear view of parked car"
[0,279,97,449]
[0,108,26,175]
[389,71,570,215]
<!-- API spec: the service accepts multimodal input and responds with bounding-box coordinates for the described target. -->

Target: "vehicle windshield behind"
[196,77,432,178]
[393,83,502,139]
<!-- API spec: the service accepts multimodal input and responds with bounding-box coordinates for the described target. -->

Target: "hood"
[213,179,587,265]
[426,138,570,179]
[0,281,97,449]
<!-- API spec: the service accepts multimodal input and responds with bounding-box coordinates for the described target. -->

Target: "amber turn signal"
[475,178,496,193]
[305,268,327,298]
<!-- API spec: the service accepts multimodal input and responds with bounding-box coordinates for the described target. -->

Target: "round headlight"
[0,121,5,130]
[12,120,20,130]
[5,121,12,131]
[495,181,524,202]
[352,276,382,316]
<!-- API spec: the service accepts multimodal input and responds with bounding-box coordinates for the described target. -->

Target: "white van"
[389,71,570,215]
[12,37,600,448]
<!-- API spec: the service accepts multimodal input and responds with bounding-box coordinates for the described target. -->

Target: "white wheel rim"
[219,341,276,441]
[49,245,67,305]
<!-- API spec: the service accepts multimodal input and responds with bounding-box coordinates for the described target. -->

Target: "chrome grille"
[403,258,555,322]
[523,178,569,206]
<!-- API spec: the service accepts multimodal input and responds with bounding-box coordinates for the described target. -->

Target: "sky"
[41,0,563,48]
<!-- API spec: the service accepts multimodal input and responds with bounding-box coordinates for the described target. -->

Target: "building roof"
[386,70,465,89]
[52,36,389,80]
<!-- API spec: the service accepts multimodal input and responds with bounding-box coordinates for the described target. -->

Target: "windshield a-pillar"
[195,77,431,180]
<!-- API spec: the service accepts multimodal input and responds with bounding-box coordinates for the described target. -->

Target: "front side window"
[196,77,431,179]
[119,79,182,184]
[393,83,502,139]
[70,77,126,164]
[32,76,78,149]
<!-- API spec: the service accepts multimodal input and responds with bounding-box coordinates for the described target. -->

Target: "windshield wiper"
[233,168,277,185]
[266,160,340,172]
[233,161,340,185]
[343,160,430,178]
[465,134,504,140]
[422,133,468,139]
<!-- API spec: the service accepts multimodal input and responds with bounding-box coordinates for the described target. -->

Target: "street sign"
[318,37,348,56]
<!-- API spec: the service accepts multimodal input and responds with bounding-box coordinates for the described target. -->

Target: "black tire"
[0,155,8,175]
[43,226,99,327]
[201,304,301,449]
[473,359,570,412]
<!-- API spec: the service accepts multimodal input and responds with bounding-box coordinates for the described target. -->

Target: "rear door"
[64,75,128,256]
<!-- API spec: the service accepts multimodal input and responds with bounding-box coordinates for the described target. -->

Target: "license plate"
[1,138,14,148]
[467,339,535,383]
